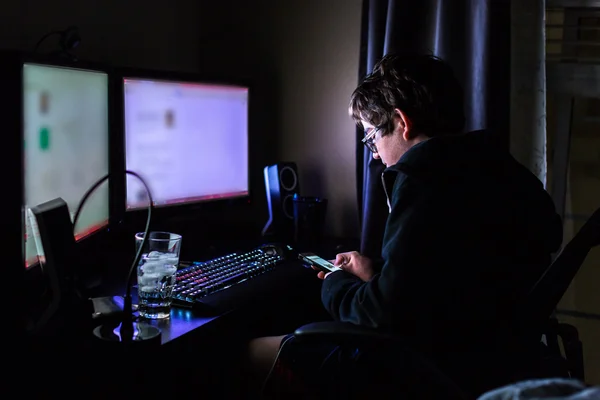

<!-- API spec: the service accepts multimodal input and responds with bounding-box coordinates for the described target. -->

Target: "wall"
[195,0,363,238]
[0,0,201,71]
[1,0,363,240]
[259,0,363,238]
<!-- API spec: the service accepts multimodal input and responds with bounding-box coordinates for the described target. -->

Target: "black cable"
[34,30,63,52]
[73,170,153,340]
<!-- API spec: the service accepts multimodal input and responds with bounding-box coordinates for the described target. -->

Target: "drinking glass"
[135,231,182,319]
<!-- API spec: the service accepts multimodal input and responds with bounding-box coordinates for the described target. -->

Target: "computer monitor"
[22,59,110,268]
[121,74,249,210]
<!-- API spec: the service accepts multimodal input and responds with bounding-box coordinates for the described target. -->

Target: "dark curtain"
[357,0,511,257]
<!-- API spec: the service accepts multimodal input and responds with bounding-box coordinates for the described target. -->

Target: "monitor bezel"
[113,66,253,223]
[3,50,118,270]
[0,51,27,323]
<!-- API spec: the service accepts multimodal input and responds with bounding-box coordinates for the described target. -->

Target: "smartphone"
[298,252,342,273]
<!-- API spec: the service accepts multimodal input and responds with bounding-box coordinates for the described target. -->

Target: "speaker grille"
[279,165,298,192]
[282,194,295,219]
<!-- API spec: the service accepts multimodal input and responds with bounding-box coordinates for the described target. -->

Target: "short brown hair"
[350,53,465,137]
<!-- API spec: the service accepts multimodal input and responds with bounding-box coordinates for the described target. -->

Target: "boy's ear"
[394,108,414,140]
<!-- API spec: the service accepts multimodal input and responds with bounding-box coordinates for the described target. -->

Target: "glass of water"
[135,231,182,319]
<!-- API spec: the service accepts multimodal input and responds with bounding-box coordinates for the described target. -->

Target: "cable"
[33,30,63,52]
[260,334,295,396]
[73,170,153,341]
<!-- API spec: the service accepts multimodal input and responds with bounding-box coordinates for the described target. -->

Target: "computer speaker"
[30,197,80,333]
[262,162,300,238]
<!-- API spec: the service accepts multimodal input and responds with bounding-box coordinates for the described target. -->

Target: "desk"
[25,236,354,347]
[127,258,325,398]
[24,258,326,397]
[118,257,327,349]
[19,239,353,398]
[123,238,354,347]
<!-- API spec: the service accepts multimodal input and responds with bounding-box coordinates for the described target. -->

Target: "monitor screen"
[23,63,110,268]
[123,78,249,210]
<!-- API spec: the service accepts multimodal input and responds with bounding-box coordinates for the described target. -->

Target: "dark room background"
[0,0,363,239]
[4,0,599,384]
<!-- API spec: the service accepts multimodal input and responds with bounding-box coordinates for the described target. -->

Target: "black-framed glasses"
[362,127,380,153]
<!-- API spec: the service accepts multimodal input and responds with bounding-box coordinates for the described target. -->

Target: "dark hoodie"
[320,130,563,393]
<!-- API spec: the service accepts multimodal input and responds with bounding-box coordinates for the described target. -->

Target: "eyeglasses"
[362,127,381,153]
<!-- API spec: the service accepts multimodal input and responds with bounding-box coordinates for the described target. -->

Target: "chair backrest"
[523,206,600,325]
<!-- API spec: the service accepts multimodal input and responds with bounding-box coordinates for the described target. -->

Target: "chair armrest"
[292,321,468,399]
[293,321,398,346]
[557,322,585,382]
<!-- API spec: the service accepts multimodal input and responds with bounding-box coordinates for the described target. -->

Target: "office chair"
[262,206,600,399]
[262,323,469,399]
[519,205,600,381]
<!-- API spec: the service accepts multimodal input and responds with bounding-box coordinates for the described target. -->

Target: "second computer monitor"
[123,76,249,210]
[23,61,110,267]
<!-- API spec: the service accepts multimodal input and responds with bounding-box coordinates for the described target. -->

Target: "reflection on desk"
[141,307,221,344]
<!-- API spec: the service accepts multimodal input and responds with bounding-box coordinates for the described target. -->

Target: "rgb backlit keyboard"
[172,248,284,306]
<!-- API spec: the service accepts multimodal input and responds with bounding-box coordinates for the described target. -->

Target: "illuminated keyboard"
[172,247,285,307]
